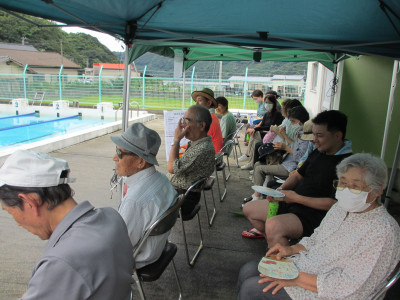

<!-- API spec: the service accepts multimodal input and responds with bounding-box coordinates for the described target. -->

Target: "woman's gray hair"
[188,105,212,132]
[336,153,388,192]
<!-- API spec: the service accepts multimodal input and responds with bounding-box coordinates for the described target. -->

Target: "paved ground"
[0,114,268,300]
[1,114,399,300]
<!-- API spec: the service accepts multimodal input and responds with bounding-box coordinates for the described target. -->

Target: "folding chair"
[232,123,245,167]
[371,260,400,300]
[202,176,217,226]
[132,195,184,300]
[222,140,235,181]
[179,178,208,267]
[214,142,233,202]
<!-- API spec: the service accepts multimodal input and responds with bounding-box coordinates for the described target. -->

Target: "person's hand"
[266,243,294,259]
[266,194,285,202]
[273,142,286,151]
[258,276,298,294]
[271,125,280,134]
[279,190,299,203]
[174,119,187,141]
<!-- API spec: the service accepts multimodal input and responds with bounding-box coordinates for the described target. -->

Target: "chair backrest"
[372,260,400,299]
[233,123,244,138]
[133,194,184,258]
[185,177,208,195]
[216,140,235,159]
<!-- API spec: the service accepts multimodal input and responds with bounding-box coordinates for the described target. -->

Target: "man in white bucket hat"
[0,150,133,300]
[111,122,177,268]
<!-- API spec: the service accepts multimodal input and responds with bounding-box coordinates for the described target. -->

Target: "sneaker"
[243,196,253,203]
[238,155,249,162]
[241,163,253,170]
[249,170,254,175]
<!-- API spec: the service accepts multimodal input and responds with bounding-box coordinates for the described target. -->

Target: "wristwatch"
[171,141,180,146]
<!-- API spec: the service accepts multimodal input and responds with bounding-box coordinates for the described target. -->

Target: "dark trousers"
[175,188,201,216]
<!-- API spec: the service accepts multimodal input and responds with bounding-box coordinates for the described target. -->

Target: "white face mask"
[336,188,372,213]
[264,103,273,111]
[291,123,303,132]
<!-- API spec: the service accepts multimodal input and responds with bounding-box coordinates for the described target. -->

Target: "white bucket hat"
[0,150,75,188]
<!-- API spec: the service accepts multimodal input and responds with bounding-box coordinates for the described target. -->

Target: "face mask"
[336,188,372,213]
[264,103,273,111]
[291,123,303,132]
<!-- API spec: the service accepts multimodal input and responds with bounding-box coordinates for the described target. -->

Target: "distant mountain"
[0,12,120,69]
[114,51,307,79]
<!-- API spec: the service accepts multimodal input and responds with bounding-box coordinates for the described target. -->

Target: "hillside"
[0,12,120,68]
[122,52,308,79]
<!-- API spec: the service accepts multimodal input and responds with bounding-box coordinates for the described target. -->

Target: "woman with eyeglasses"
[238,153,400,300]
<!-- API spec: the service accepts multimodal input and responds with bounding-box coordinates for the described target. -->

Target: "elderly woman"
[238,153,400,300]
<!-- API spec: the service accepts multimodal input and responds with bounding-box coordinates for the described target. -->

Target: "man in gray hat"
[111,122,177,268]
[0,150,133,300]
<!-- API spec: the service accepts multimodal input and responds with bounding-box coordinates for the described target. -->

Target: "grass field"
[36,95,261,111]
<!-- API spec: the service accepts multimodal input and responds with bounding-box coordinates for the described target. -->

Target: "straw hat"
[300,120,314,141]
[191,88,217,108]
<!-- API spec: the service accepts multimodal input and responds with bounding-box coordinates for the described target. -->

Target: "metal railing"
[0,70,306,111]
[115,101,140,121]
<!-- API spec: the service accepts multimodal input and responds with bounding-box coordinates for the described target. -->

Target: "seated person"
[111,123,177,269]
[0,150,134,299]
[192,88,223,153]
[243,90,268,142]
[252,105,309,169]
[238,153,400,300]
[216,96,237,144]
[168,105,215,215]
[240,95,284,170]
[242,118,312,210]
[242,110,352,246]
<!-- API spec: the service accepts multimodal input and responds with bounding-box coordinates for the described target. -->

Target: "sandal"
[241,228,264,239]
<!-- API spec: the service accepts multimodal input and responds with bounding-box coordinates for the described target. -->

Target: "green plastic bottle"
[267,201,279,219]
[246,133,250,141]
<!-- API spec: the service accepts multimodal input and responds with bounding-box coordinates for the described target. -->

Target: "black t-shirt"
[295,149,352,198]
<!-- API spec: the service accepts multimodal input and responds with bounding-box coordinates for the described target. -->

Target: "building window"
[312,62,319,91]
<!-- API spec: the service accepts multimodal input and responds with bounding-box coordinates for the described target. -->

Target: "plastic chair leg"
[179,210,203,267]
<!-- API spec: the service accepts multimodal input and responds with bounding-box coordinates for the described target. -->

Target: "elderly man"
[0,150,133,300]
[111,123,177,268]
[192,88,224,153]
[243,110,352,246]
[168,105,215,215]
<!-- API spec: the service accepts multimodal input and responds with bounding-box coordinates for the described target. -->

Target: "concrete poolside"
[0,114,268,300]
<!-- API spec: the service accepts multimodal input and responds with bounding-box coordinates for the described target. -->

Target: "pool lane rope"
[0,112,38,121]
[0,114,80,132]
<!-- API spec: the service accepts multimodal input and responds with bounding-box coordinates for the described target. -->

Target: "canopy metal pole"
[243,67,248,110]
[384,134,400,208]
[142,65,147,109]
[98,65,103,103]
[122,45,130,132]
[182,69,186,109]
[190,66,196,106]
[381,60,399,159]
[330,54,338,110]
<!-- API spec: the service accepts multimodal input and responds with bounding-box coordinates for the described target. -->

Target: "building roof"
[272,75,305,80]
[93,63,133,70]
[0,48,81,68]
[228,76,273,82]
[0,42,37,51]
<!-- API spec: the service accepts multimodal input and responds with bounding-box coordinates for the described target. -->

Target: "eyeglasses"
[115,147,136,159]
[333,179,371,195]
[180,117,193,125]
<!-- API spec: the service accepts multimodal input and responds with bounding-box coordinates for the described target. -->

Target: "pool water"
[0,112,112,148]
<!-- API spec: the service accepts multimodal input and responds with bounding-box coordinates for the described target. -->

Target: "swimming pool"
[0,111,112,149]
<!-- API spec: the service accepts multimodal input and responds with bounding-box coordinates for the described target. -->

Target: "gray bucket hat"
[110,123,161,166]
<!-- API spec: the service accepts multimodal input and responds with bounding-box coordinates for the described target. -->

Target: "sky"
[62,27,125,52]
